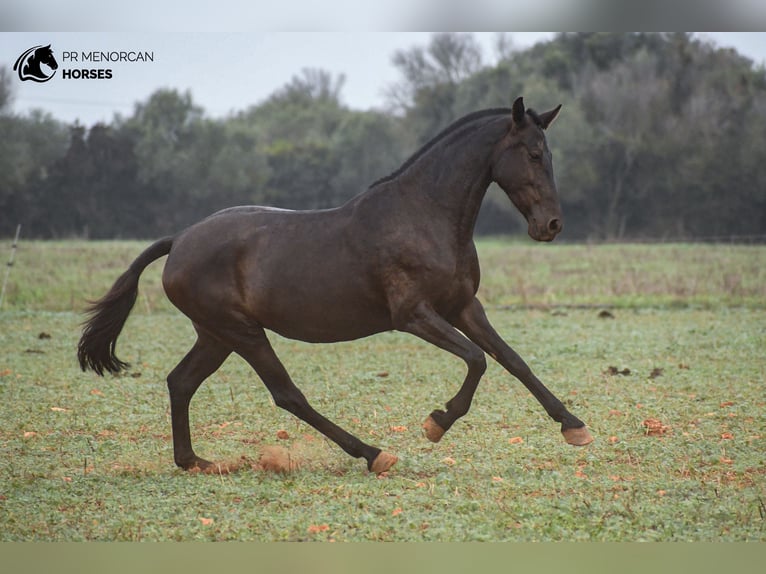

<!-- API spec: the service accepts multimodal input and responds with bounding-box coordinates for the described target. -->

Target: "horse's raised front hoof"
[422,415,446,443]
[370,451,398,475]
[562,426,594,446]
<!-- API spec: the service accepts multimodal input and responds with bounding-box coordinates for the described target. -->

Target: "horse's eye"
[529,152,542,162]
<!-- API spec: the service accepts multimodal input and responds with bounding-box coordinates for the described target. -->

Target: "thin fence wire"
[562,234,766,245]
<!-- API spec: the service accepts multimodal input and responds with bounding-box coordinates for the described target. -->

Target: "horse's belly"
[258,299,392,343]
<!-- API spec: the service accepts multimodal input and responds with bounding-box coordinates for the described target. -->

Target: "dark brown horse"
[78,97,593,475]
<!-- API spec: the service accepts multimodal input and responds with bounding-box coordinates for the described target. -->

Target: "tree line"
[1,33,765,240]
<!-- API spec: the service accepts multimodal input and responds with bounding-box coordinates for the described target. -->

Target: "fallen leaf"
[389,425,408,432]
[392,508,403,516]
[62,476,72,482]
[598,310,615,319]
[0,369,12,377]
[508,436,524,444]
[23,431,37,438]
[721,432,734,440]
[608,436,620,444]
[376,371,389,378]
[50,407,69,412]
[649,368,664,379]
[575,470,587,478]
[492,476,504,483]
[90,389,103,396]
[307,524,330,533]
[720,401,735,408]
[608,410,624,417]
[199,517,214,526]
[442,457,456,466]
[657,490,667,497]
[720,457,733,465]
[276,430,290,440]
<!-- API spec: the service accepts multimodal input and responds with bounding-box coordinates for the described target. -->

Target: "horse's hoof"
[562,426,594,446]
[370,451,398,474]
[422,416,446,443]
[181,454,246,474]
[190,459,242,475]
[180,457,213,472]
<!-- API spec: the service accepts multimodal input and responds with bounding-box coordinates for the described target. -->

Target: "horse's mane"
[369,107,513,189]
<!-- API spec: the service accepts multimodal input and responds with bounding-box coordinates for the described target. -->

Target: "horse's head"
[35,45,58,70]
[491,97,563,242]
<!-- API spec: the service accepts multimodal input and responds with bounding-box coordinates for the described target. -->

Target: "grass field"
[0,239,764,541]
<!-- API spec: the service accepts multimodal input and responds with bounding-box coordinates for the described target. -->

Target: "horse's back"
[161,204,392,341]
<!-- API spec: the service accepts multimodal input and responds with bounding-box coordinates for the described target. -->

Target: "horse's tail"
[77,237,174,376]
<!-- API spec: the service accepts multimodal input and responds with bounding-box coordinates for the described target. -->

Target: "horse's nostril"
[548,218,563,234]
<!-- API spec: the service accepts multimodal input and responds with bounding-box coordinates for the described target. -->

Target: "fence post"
[0,224,22,309]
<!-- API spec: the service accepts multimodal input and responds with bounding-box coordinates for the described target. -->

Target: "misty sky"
[2,32,765,126]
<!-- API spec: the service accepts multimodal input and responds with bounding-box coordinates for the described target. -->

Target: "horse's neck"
[26,56,41,74]
[399,119,505,240]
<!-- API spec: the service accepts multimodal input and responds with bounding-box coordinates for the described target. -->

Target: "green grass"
[2,239,765,311]
[0,239,765,541]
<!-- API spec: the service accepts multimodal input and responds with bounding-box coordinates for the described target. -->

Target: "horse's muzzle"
[528,217,563,242]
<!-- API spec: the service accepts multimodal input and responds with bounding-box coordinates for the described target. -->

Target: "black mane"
[369,107,512,189]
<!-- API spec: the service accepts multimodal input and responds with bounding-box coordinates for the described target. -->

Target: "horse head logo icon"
[13,45,59,83]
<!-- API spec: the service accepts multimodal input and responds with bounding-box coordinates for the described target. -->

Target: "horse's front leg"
[452,297,593,446]
[397,302,488,442]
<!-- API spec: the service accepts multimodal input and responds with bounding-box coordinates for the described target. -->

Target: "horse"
[78,97,593,476]
[14,45,58,82]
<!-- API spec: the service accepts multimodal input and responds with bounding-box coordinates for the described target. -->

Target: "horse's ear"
[538,104,562,130]
[44,44,51,49]
[512,97,526,126]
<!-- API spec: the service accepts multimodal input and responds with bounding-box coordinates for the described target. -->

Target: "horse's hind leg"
[167,330,231,471]
[230,327,397,474]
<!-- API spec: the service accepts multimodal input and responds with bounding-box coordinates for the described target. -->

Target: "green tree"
[0,67,68,237]
[240,69,352,209]
[388,33,485,143]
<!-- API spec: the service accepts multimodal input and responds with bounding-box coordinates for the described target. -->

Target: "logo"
[11,44,154,84]
[13,45,59,83]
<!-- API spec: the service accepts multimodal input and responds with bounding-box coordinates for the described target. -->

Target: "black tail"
[77,237,174,376]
